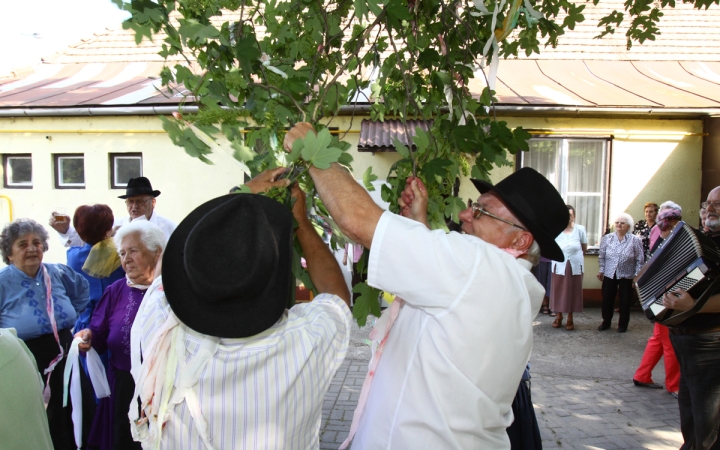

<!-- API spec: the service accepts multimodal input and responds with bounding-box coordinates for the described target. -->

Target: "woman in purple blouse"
[75,220,166,450]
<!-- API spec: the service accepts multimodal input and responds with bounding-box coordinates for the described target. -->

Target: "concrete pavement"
[320,308,683,449]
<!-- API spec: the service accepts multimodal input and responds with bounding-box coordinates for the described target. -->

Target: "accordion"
[634,221,720,327]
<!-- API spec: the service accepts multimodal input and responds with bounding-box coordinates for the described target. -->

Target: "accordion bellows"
[635,222,720,327]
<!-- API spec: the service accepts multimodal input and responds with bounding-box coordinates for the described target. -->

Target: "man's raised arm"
[246,166,351,304]
[284,123,383,249]
[291,183,351,305]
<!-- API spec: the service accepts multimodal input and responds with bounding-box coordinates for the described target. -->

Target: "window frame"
[2,154,33,189]
[517,135,612,250]
[110,153,143,189]
[54,153,86,189]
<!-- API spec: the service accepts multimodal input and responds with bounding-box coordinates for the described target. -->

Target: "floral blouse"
[633,219,654,260]
[599,233,645,279]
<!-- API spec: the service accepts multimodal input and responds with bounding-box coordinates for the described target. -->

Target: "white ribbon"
[62,337,111,450]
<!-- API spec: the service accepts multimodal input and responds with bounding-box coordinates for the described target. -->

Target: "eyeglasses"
[701,201,720,210]
[471,203,527,231]
[125,198,152,207]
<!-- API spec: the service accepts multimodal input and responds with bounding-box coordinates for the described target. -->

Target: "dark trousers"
[601,275,633,329]
[671,332,720,450]
[113,370,142,450]
[506,367,542,450]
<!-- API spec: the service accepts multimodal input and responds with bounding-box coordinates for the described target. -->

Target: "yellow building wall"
[0,115,245,265]
[0,114,704,287]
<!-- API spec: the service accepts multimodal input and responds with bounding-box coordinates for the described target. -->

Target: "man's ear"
[511,231,534,252]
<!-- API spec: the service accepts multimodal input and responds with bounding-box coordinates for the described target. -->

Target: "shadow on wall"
[613,136,702,229]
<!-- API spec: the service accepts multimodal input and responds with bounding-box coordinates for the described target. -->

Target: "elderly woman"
[550,205,587,331]
[633,201,682,397]
[597,213,644,332]
[647,201,681,253]
[75,220,165,450]
[68,204,125,332]
[0,218,90,450]
[648,201,683,255]
[633,202,658,260]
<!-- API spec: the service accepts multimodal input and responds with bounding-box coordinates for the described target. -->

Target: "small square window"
[54,154,85,189]
[110,153,143,189]
[3,154,32,188]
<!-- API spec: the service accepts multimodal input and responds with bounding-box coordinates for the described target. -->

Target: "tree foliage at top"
[116,0,717,323]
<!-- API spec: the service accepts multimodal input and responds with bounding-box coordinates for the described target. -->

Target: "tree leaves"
[123,0,707,326]
[393,138,410,158]
[352,282,382,327]
[299,128,343,170]
[363,167,378,191]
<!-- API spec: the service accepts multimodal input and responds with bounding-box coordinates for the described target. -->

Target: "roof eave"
[0,103,717,119]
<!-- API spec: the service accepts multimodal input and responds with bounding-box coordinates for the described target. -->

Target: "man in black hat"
[284,123,568,449]
[128,171,352,449]
[49,176,177,246]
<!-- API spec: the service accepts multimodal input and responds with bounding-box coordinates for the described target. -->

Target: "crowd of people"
[1,124,720,449]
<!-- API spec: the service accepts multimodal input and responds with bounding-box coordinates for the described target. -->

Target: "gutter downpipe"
[0,105,718,117]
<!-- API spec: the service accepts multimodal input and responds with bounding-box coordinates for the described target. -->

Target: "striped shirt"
[131,281,351,450]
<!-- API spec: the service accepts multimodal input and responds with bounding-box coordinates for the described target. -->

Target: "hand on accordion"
[662,289,694,312]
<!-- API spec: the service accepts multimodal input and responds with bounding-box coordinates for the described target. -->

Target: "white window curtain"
[521,138,607,247]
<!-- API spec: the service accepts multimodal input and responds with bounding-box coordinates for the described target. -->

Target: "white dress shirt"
[131,281,351,450]
[59,210,177,247]
[351,212,544,449]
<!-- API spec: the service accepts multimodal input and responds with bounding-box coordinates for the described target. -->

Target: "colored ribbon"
[41,264,65,404]
[340,297,404,449]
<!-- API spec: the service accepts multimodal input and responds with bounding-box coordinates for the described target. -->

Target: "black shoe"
[598,323,610,331]
[671,391,679,399]
[618,327,627,333]
[633,379,663,389]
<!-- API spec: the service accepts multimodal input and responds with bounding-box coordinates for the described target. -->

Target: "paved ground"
[320,308,683,449]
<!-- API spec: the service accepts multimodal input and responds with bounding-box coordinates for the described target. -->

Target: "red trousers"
[634,322,680,393]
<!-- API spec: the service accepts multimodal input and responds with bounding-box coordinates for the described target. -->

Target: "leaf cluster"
[116,0,707,323]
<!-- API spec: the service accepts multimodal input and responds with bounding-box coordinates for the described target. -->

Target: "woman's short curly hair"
[74,204,115,246]
[614,212,635,231]
[0,219,49,265]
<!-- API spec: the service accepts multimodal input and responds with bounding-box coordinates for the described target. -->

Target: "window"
[3,154,32,188]
[54,154,85,188]
[110,153,143,189]
[519,137,609,247]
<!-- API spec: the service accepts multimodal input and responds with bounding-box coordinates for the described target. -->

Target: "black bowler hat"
[471,168,568,262]
[162,194,293,338]
[118,177,161,199]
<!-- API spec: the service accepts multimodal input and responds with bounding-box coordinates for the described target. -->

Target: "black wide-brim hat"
[162,193,294,338]
[118,177,161,199]
[471,168,568,262]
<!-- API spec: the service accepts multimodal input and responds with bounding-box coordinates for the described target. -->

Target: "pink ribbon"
[41,264,65,404]
[340,297,404,449]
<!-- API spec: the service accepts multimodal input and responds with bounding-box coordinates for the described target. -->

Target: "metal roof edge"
[0,104,717,118]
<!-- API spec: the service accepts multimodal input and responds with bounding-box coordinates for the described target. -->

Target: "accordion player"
[634,221,720,327]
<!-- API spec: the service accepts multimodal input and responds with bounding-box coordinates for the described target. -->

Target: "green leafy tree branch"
[115,0,716,324]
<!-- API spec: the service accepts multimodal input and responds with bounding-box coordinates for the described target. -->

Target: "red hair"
[74,204,115,245]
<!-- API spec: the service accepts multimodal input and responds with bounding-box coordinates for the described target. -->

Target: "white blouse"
[552,224,587,276]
